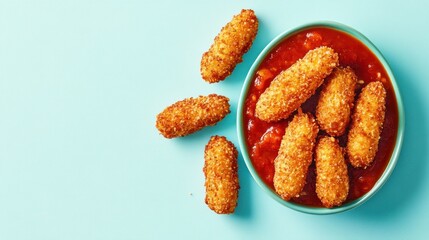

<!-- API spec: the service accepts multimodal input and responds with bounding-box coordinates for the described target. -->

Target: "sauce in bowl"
[242,26,399,207]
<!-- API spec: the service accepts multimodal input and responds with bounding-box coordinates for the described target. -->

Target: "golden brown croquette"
[200,9,258,83]
[273,111,319,200]
[347,81,386,168]
[255,46,339,122]
[315,136,349,208]
[316,66,357,136]
[204,136,239,214]
[155,94,230,138]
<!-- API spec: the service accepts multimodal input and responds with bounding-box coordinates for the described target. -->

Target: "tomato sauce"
[243,27,399,207]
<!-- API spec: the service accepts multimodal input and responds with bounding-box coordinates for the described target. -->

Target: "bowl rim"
[236,21,405,215]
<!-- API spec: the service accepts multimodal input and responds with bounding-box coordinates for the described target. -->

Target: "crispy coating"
[203,136,239,214]
[315,136,349,208]
[255,46,339,122]
[155,94,230,138]
[273,111,319,200]
[347,81,386,168]
[316,66,357,136]
[200,9,258,83]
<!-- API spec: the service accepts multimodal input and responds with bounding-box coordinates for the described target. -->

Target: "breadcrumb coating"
[273,111,319,200]
[255,46,339,122]
[347,81,386,168]
[316,66,357,136]
[200,9,258,83]
[155,94,230,138]
[204,136,239,214]
[315,136,349,208]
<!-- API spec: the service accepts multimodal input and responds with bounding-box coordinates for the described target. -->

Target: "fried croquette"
[273,111,319,200]
[200,9,258,83]
[155,94,230,138]
[255,46,339,122]
[347,81,386,168]
[316,66,357,136]
[315,136,349,208]
[203,136,239,214]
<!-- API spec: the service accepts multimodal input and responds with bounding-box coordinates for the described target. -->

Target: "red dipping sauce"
[243,27,399,207]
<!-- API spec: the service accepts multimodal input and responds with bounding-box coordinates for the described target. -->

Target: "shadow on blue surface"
[171,106,236,146]
[341,53,428,220]
[170,19,276,220]
[232,153,253,219]
[218,16,275,91]
[226,18,275,220]
[172,105,254,219]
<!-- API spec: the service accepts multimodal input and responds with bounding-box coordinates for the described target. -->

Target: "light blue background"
[0,0,428,239]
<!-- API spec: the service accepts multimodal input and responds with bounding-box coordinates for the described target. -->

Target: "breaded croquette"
[255,46,339,122]
[156,94,230,138]
[273,111,319,200]
[316,66,357,136]
[204,136,239,214]
[200,9,258,83]
[347,81,386,168]
[315,136,349,208]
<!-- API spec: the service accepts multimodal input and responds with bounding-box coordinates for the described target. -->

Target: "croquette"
[155,94,230,138]
[273,111,319,200]
[255,46,339,122]
[200,9,258,83]
[316,66,357,136]
[347,81,386,168]
[203,136,239,214]
[315,136,349,208]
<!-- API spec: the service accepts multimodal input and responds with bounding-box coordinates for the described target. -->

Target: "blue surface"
[0,0,428,239]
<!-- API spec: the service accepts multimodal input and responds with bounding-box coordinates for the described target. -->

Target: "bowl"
[237,21,405,214]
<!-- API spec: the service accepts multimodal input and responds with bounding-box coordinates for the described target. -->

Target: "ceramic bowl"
[236,21,405,214]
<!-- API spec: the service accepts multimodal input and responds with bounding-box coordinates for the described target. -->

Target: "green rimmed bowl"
[236,21,405,214]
